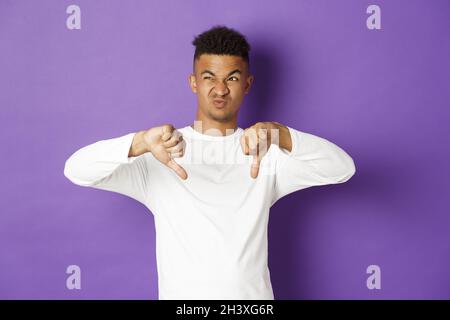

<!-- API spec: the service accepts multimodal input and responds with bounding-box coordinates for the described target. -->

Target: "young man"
[64,26,356,300]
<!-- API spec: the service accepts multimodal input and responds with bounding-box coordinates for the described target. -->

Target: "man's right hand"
[133,124,188,180]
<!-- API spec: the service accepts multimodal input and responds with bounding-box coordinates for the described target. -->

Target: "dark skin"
[129,54,292,179]
[188,54,253,135]
[188,54,292,178]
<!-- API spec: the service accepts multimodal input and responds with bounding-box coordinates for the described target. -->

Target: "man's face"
[189,54,254,123]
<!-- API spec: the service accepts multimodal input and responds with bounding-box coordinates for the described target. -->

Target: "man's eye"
[228,77,239,81]
[203,77,213,80]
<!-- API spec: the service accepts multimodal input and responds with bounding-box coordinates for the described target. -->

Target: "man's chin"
[209,111,234,122]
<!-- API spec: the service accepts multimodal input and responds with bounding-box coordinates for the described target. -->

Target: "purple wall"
[0,0,449,299]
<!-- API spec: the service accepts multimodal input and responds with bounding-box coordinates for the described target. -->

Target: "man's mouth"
[213,99,227,108]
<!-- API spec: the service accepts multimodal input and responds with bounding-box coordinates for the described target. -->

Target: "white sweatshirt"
[64,125,356,300]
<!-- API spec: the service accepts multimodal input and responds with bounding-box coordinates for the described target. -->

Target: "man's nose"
[213,81,230,96]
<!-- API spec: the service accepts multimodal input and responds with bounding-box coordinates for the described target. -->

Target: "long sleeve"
[63,132,151,207]
[271,127,356,206]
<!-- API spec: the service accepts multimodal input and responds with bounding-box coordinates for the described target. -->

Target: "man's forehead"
[195,54,246,73]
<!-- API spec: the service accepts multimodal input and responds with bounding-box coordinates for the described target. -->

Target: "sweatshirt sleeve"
[63,132,151,207]
[271,126,356,206]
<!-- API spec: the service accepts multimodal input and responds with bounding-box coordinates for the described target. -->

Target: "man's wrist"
[129,130,151,157]
[273,122,292,152]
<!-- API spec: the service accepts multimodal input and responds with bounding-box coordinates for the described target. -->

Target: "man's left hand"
[240,121,291,179]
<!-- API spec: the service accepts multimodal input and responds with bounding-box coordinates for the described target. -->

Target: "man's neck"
[190,120,238,137]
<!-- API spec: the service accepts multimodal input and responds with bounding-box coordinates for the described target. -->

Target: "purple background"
[1,0,449,299]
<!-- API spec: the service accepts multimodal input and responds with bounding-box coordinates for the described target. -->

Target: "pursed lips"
[213,99,227,108]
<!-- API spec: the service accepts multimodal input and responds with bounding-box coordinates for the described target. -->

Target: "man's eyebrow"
[200,69,242,77]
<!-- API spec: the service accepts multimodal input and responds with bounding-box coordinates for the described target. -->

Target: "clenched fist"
[130,124,188,180]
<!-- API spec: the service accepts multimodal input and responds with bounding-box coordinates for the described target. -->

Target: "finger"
[161,124,174,141]
[167,159,188,180]
[257,128,269,158]
[247,128,258,152]
[240,134,249,155]
[258,128,267,142]
[166,140,185,154]
[250,155,260,179]
[170,151,184,158]
[163,131,182,148]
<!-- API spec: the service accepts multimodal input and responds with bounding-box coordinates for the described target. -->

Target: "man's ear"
[188,74,197,93]
[244,74,254,94]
